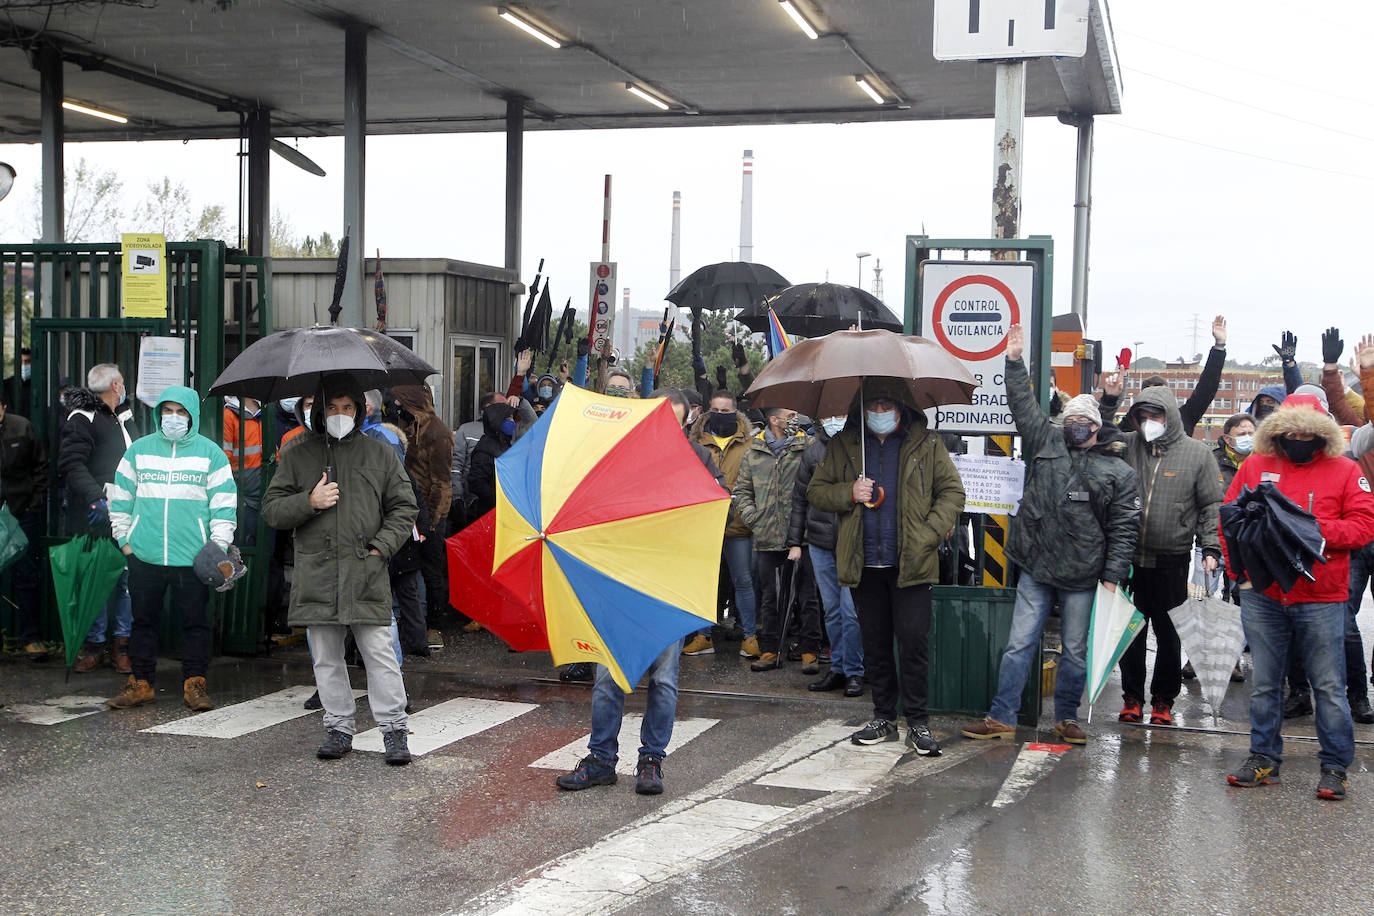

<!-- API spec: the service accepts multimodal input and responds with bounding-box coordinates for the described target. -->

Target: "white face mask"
[279,397,301,415]
[821,416,846,436]
[20,364,31,381]
[1141,419,1166,442]
[326,414,354,439]
[161,414,190,440]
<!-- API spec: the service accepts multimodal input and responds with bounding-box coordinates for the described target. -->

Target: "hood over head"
[1253,394,1346,460]
[1127,385,1183,443]
[155,385,202,439]
[1248,384,1288,417]
[481,400,515,437]
[309,372,366,438]
[391,384,436,417]
[1350,423,1374,461]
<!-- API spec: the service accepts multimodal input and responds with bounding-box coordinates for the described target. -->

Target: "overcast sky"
[1,0,1368,367]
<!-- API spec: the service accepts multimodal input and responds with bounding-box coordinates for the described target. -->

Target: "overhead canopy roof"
[0,0,1121,142]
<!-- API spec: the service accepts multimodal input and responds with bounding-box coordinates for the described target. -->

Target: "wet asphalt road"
[4,617,1374,915]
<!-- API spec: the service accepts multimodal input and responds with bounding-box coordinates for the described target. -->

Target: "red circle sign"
[931,274,1021,361]
[596,264,611,278]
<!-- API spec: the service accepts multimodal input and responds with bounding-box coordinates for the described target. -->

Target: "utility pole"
[1190,313,1201,361]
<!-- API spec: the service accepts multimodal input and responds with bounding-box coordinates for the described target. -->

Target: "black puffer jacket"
[1005,358,1142,590]
[57,387,136,532]
[786,426,839,551]
[466,402,515,520]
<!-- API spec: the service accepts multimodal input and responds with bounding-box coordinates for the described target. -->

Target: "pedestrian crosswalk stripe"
[753,723,907,793]
[352,696,538,756]
[7,695,108,726]
[526,716,720,775]
[990,744,1064,808]
[141,686,364,739]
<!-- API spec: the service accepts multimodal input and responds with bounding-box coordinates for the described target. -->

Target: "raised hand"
[1321,327,1344,366]
[1357,334,1374,372]
[1004,324,1025,362]
[1272,331,1297,366]
[516,348,533,374]
[1211,315,1227,347]
[1101,371,1124,397]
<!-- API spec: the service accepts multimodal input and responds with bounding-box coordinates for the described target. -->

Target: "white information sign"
[587,261,617,355]
[933,0,1090,61]
[919,260,1035,435]
[135,335,186,407]
[952,454,1026,516]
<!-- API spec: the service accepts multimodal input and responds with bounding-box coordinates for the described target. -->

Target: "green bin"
[928,584,1041,726]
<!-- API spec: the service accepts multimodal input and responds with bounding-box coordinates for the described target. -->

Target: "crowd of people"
[4,319,1374,799]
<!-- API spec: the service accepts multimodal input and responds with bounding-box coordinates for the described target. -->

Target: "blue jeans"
[709,535,756,638]
[809,545,863,677]
[1242,589,1354,771]
[589,638,681,762]
[989,573,1094,726]
[1349,542,1374,693]
[85,570,132,643]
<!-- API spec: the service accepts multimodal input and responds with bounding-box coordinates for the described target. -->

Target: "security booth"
[266,257,519,430]
[907,235,1057,725]
[0,240,272,655]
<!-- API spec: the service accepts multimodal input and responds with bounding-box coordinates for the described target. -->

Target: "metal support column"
[37,44,64,243]
[246,106,272,257]
[1069,115,1094,324]
[340,24,368,328]
[504,97,524,277]
[990,61,1026,255]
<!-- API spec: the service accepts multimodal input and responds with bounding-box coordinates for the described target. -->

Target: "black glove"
[715,366,728,391]
[576,338,590,359]
[732,342,748,369]
[1321,327,1344,365]
[1272,330,1297,366]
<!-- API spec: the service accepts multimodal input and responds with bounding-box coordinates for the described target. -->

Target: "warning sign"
[918,261,1035,435]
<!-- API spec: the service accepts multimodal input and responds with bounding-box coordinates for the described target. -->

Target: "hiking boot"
[1181,661,1197,680]
[183,677,213,711]
[383,729,412,765]
[462,620,484,633]
[1230,663,1246,683]
[1054,720,1088,745]
[73,642,104,673]
[1283,689,1312,719]
[303,690,322,710]
[1227,753,1280,788]
[808,671,845,692]
[106,676,155,709]
[1350,695,1374,725]
[1118,696,1143,723]
[1316,767,1347,801]
[317,729,353,760]
[800,653,820,675]
[681,635,714,656]
[850,718,899,745]
[635,753,664,795]
[750,652,780,672]
[559,662,595,682]
[426,629,444,649]
[1149,702,1174,726]
[844,676,865,697]
[23,641,48,661]
[906,723,941,756]
[738,637,761,659]
[111,637,132,675]
[556,754,617,790]
[962,717,1016,740]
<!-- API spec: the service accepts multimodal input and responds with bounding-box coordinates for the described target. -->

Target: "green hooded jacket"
[108,385,237,566]
[732,430,811,551]
[807,410,965,588]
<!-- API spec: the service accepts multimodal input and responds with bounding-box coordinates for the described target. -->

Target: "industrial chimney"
[739,150,753,263]
[670,191,682,289]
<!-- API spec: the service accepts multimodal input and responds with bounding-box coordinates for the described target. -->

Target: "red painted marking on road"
[1026,742,1071,753]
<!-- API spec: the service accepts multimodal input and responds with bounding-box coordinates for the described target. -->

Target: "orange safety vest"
[222,407,263,470]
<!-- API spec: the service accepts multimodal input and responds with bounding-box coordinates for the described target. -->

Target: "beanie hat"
[1351,423,1374,461]
[1062,394,1102,426]
[1293,384,1329,410]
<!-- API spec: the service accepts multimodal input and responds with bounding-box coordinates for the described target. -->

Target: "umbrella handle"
[862,485,886,510]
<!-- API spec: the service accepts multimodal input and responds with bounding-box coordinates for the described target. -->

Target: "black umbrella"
[1220,482,1326,593]
[735,282,902,337]
[515,258,546,353]
[327,227,351,326]
[208,325,438,403]
[665,261,790,359]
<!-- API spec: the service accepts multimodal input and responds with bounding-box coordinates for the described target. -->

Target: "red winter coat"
[1223,399,1374,604]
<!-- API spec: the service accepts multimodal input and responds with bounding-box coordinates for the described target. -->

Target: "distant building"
[1118,360,1285,440]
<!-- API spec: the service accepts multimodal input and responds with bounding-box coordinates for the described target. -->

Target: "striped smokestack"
[620,287,631,358]
[739,150,753,263]
[670,191,682,288]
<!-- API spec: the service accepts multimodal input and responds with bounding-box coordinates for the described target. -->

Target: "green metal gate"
[1,241,272,656]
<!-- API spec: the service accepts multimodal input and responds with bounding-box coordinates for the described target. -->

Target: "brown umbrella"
[744,329,978,421]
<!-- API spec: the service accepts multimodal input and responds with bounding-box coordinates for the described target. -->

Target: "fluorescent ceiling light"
[626,83,670,111]
[778,1,818,40]
[62,100,128,124]
[498,7,562,49]
[855,75,886,105]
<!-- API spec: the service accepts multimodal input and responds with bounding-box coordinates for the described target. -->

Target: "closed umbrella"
[1086,583,1145,721]
[1220,482,1326,593]
[736,282,902,338]
[50,534,128,671]
[1169,582,1246,724]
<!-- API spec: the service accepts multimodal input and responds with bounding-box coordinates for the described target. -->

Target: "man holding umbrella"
[807,380,965,754]
[262,373,419,765]
[1224,393,1374,800]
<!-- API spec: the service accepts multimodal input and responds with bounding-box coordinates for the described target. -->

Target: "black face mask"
[1063,423,1096,447]
[1277,436,1323,465]
[707,412,737,436]
[1254,404,1276,422]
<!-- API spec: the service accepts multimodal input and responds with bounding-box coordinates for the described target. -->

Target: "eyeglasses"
[605,386,633,397]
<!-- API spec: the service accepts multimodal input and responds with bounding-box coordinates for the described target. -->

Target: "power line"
[1099,121,1374,183]
[1125,67,1374,144]
[1116,29,1374,110]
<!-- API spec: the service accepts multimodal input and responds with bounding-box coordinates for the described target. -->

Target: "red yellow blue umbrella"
[492,384,729,691]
